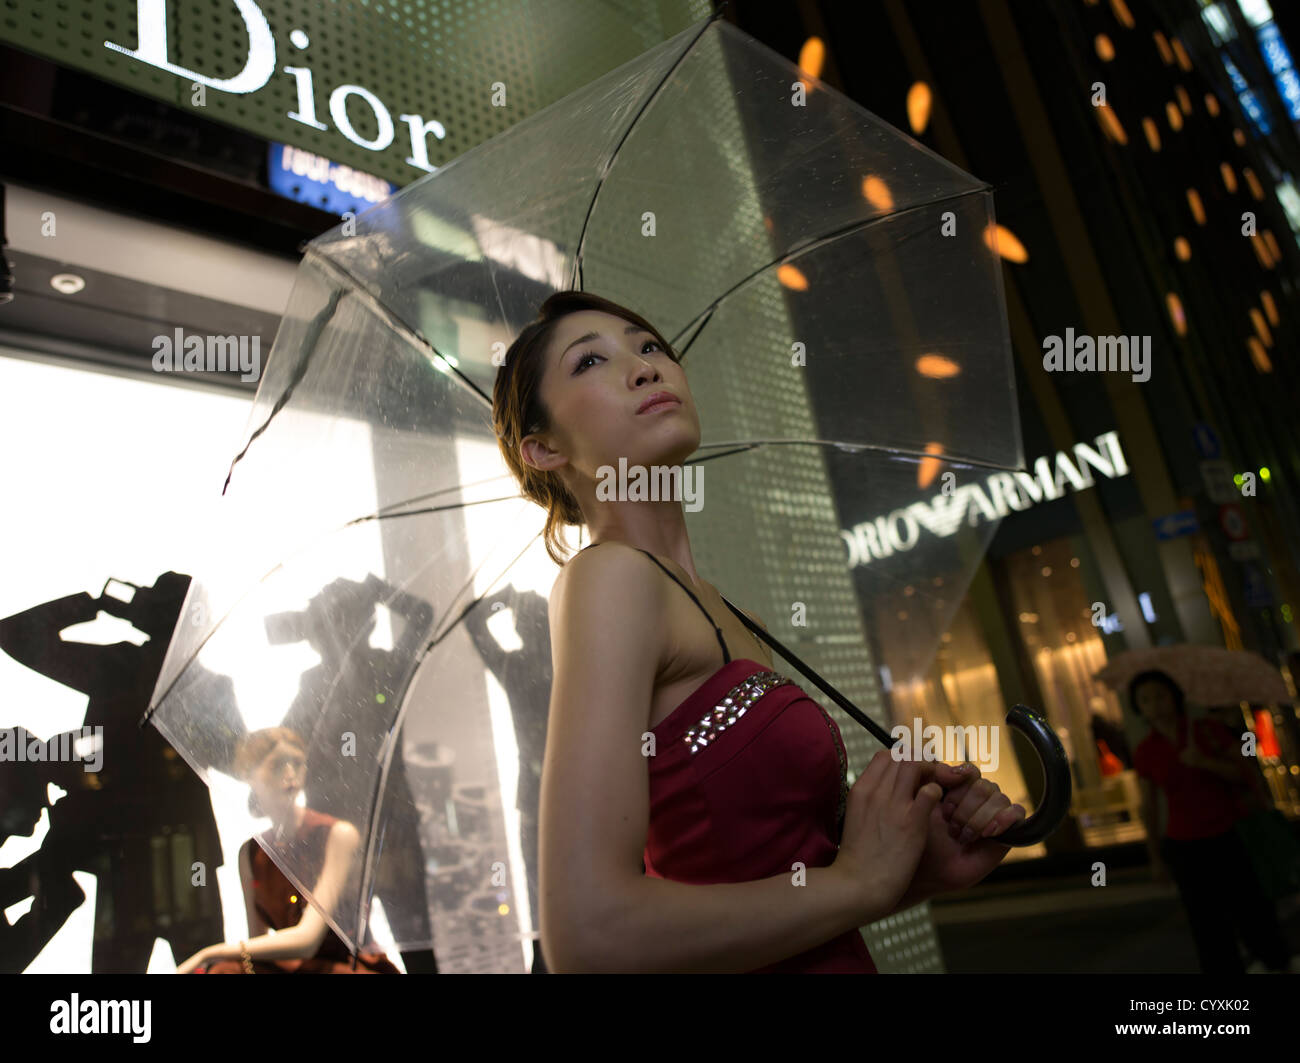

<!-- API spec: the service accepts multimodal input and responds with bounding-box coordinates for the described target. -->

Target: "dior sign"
[106,0,446,173]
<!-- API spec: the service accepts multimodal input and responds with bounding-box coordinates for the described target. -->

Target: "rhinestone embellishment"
[685,670,793,754]
[811,701,849,842]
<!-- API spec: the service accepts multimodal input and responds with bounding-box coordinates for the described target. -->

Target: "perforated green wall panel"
[1,0,713,185]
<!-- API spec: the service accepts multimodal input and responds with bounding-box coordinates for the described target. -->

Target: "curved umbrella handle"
[989,704,1072,847]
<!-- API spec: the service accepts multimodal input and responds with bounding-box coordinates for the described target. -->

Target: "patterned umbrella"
[1095,646,1291,705]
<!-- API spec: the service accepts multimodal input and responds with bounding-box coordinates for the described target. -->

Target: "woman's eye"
[573,341,664,374]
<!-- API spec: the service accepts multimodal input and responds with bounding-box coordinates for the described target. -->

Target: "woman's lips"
[638,397,681,414]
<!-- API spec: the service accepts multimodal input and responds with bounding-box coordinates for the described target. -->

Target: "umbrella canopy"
[143,10,1025,972]
[1096,646,1291,707]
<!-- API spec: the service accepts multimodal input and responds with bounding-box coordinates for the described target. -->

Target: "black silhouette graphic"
[0,572,238,973]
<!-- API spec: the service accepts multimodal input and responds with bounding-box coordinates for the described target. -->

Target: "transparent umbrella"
[142,9,1066,973]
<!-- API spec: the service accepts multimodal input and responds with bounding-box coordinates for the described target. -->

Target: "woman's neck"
[583,506,700,584]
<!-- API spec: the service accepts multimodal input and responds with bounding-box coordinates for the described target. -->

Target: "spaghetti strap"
[578,541,730,665]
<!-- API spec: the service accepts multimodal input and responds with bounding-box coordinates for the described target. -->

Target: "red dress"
[1133,716,1253,841]
[197,807,400,974]
[588,545,876,973]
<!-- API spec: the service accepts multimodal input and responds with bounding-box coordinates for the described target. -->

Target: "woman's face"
[250,740,306,818]
[1135,681,1179,731]
[523,310,701,484]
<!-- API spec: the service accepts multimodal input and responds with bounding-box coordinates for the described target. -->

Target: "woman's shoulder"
[553,542,662,605]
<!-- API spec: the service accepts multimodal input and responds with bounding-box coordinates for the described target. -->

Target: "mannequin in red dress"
[493,293,1026,973]
[176,728,398,974]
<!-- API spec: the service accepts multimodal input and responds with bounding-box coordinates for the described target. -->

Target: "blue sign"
[268,143,395,216]
[1258,23,1300,120]
[1242,563,1274,608]
[1192,422,1221,459]
[1152,510,1199,540]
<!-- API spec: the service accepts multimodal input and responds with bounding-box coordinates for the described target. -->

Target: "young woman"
[493,290,1026,973]
[176,727,399,974]
[1130,669,1293,974]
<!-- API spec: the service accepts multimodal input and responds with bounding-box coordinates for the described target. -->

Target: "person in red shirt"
[1130,669,1292,974]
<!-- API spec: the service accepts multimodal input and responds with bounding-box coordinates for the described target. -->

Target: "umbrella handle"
[987,704,1072,847]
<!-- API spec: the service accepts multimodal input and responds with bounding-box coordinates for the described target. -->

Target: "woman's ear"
[521,435,568,473]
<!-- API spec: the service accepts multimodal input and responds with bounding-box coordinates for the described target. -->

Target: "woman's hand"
[893,762,1024,904]
[832,750,954,923]
[175,946,219,974]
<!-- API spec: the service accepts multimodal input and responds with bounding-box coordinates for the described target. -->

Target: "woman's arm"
[540,545,877,974]
[225,821,361,963]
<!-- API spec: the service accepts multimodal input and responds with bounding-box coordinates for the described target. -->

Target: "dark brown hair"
[492,290,681,566]
[1128,669,1187,720]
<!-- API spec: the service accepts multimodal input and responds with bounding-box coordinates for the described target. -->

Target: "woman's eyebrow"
[560,323,647,359]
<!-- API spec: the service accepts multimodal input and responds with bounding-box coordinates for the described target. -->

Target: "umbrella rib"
[223,243,502,485]
[137,491,534,730]
[570,7,728,291]
[352,527,550,941]
[221,286,345,496]
[693,437,1025,473]
[669,186,994,353]
[305,247,495,409]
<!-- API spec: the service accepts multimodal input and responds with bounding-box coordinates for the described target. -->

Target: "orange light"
[1166,101,1183,131]
[918,441,946,490]
[907,81,932,134]
[1142,117,1161,151]
[862,174,894,210]
[1172,37,1192,71]
[916,353,961,378]
[1261,290,1279,326]
[1095,34,1115,61]
[1154,31,1173,65]
[1243,167,1264,200]
[1166,292,1187,336]
[1251,233,1274,269]
[1234,128,1246,147]
[1204,92,1220,116]
[1248,337,1273,372]
[1174,237,1191,261]
[1185,188,1205,225]
[1096,103,1127,144]
[1111,0,1135,30]
[984,223,1028,262]
[1264,229,1281,263]
[1250,307,1273,347]
[1220,162,1237,193]
[777,263,809,290]
[798,37,824,92]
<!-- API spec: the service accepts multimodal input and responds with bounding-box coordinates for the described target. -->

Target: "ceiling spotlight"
[50,273,86,294]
